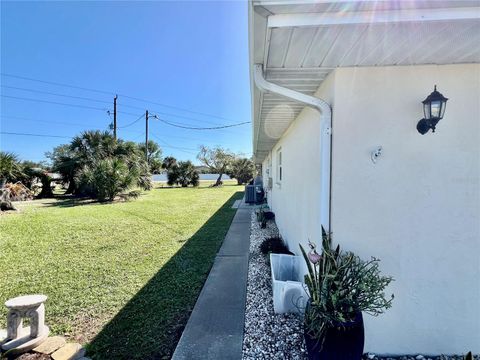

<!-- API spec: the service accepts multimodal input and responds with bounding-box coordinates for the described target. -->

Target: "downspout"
[253,64,332,233]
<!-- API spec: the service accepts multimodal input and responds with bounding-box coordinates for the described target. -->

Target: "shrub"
[260,236,293,256]
[167,161,199,187]
[48,131,153,199]
[77,158,137,202]
[228,157,256,185]
[0,152,23,185]
[256,205,275,228]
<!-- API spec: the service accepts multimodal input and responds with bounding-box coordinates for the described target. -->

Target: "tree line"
[0,129,256,207]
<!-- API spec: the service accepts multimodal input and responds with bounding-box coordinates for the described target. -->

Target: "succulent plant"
[300,227,394,342]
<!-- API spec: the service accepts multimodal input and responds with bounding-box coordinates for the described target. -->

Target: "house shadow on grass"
[86,191,244,360]
[40,195,100,208]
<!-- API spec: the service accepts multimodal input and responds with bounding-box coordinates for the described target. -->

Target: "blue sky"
[0,0,252,164]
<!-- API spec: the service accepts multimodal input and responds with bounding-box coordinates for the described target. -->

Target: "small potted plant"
[299,228,394,360]
[256,205,275,228]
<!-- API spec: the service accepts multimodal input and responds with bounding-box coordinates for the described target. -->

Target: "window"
[276,148,282,184]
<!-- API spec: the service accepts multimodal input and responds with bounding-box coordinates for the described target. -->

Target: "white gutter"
[253,63,332,233]
[267,7,480,28]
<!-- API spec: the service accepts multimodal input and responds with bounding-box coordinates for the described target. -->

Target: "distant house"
[249,0,479,355]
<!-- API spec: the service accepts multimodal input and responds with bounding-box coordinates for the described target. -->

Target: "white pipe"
[253,64,332,233]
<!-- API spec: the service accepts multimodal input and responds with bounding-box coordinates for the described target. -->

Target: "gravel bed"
[242,213,307,360]
[242,212,478,360]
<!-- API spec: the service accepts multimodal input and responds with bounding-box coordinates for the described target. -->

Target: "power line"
[1,79,249,129]
[1,129,246,157]
[1,73,238,123]
[1,94,110,112]
[146,131,234,145]
[150,133,198,154]
[117,113,145,128]
[0,115,95,128]
[120,94,234,122]
[116,102,230,127]
[154,116,250,130]
[116,110,145,117]
[1,73,113,96]
[0,131,72,139]
[0,115,213,142]
[1,85,111,104]
[2,94,145,120]
[0,115,146,138]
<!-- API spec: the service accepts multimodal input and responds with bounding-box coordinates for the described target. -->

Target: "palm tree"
[48,144,79,194]
[0,151,23,186]
[138,140,163,173]
[71,130,116,163]
[50,130,153,199]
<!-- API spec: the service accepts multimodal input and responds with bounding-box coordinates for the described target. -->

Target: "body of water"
[152,173,232,182]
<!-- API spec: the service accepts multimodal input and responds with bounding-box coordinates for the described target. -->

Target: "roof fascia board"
[267,6,480,28]
[248,1,259,158]
[254,0,381,5]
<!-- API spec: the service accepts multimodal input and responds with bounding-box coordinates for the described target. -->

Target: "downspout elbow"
[253,63,332,233]
[254,64,331,130]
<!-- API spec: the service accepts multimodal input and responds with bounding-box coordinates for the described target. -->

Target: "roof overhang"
[249,0,480,163]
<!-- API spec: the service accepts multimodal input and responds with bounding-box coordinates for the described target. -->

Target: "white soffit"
[250,0,480,163]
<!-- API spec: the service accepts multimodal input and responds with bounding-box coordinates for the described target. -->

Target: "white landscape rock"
[242,213,307,360]
[241,213,480,360]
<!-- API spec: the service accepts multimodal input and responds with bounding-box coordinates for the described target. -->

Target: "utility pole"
[113,95,117,140]
[145,110,149,163]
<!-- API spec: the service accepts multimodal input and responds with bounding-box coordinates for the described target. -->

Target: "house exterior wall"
[331,64,480,355]
[262,63,480,354]
[262,71,336,257]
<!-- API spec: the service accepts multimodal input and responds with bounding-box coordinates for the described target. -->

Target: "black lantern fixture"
[417,85,448,135]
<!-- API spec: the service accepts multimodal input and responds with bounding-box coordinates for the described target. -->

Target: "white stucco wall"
[331,64,480,355]
[262,64,480,355]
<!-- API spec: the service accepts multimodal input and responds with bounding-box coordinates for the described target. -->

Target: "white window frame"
[276,148,282,185]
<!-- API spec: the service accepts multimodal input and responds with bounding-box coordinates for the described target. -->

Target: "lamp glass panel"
[440,102,446,119]
[423,103,431,119]
[430,100,441,118]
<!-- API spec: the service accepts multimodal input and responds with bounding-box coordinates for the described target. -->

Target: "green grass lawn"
[0,182,243,359]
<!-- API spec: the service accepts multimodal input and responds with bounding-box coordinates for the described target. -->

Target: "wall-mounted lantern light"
[416,85,448,135]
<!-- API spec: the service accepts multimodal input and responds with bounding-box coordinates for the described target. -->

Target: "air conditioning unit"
[245,185,255,203]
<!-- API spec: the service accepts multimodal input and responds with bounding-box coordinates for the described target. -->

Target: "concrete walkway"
[172,201,252,360]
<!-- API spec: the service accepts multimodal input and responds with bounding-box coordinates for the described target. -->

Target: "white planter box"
[270,253,308,314]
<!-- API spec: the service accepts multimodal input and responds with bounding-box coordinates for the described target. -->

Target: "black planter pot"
[304,312,364,360]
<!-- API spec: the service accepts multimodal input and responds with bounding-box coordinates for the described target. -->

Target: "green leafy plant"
[48,130,153,199]
[166,160,199,187]
[260,236,293,256]
[77,158,142,202]
[300,228,394,343]
[0,151,23,185]
[256,205,275,228]
[227,157,256,185]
